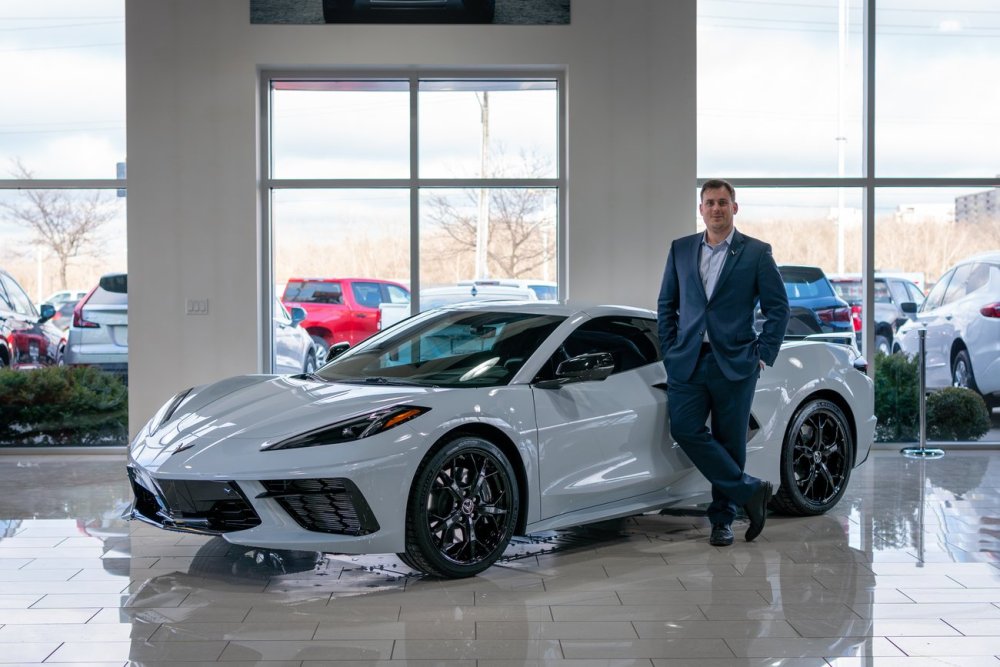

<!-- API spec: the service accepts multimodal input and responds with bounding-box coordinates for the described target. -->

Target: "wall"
[126,0,697,431]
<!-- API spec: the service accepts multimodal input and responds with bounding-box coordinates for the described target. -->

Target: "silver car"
[896,252,1000,406]
[273,297,322,374]
[64,273,128,382]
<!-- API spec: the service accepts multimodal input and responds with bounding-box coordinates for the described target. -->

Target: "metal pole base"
[900,447,945,459]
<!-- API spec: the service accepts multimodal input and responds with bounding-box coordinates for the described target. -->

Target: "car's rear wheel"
[401,435,518,578]
[875,335,890,356]
[772,399,854,516]
[952,348,979,393]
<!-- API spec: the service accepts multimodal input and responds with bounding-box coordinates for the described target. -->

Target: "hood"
[135,374,436,462]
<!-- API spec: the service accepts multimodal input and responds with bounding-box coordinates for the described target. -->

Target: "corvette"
[127,302,875,578]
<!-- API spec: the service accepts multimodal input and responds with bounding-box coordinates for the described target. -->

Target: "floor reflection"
[0,451,999,664]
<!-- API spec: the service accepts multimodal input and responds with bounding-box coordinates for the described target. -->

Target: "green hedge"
[0,366,128,446]
[874,352,992,442]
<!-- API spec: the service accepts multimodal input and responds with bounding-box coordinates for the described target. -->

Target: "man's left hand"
[759,360,766,371]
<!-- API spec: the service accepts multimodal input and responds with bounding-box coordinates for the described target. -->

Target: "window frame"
[258,69,567,373]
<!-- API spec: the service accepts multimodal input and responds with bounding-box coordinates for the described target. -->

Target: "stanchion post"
[902,327,944,459]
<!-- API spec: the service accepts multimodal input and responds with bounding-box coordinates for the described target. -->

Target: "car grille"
[257,478,380,536]
[127,467,261,534]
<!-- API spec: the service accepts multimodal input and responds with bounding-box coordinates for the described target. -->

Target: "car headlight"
[262,405,430,451]
[145,388,194,437]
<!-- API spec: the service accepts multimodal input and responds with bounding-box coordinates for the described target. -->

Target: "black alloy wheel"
[401,435,519,578]
[772,399,854,516]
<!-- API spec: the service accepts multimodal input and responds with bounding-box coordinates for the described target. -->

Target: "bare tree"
[425,148,555,279]
[0,159,118,289]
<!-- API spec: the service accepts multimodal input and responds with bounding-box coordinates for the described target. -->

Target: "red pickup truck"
[281,277,410,353]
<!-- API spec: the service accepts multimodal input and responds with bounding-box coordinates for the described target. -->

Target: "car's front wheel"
[772,399,854,516]
[302,350,317,374]
[401,435,519,578]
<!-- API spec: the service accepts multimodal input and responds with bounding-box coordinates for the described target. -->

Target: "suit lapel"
[708,231,745,303]
[690,234,708,302]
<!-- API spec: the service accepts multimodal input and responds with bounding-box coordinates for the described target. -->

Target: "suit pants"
[667,347,760,526]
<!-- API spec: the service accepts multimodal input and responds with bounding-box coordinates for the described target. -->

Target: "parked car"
[322,0,495,24]
[379,283,538,330]
[64,273,128,383]
[273,297,322,375]
[0,268,64,369]
[44,289,87,306]
[281,277,410,354]
[127,301,874,578]
[457,278,558,301]
[895,252,1000,406]
[764,265,853,338]
[829,273,926,355]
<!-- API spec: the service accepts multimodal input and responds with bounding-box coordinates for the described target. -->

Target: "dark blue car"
[776,265,853,337]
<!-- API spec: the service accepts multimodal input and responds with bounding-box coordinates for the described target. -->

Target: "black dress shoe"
[744,480,773,542]
[709,524,734,546]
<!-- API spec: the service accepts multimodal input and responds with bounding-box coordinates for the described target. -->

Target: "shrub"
[874,352,919,442]
[926,387,991,441]
[0,366,128,446]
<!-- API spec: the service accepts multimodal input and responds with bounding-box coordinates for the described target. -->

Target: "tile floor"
[0,449,999,666]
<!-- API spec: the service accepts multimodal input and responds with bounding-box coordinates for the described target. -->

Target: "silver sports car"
[127,302,875,578]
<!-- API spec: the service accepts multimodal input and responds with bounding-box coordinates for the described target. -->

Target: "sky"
[1,0,998,248]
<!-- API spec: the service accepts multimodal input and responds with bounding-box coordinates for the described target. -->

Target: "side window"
[964,263,991,295]
[0,275,36,317]
[905,281,925,304]
[887,281,909,306]
[385,284,410,304]
[940,264,973,307]
[540,316,659,380]
[921,270,953,311]
[274,298,292,323]
[352,282,383,308]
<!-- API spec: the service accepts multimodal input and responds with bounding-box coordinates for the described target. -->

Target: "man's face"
[699,186,738,238]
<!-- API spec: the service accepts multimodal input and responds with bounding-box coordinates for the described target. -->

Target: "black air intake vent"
[258,478,380,536]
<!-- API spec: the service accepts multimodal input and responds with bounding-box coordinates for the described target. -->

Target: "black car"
[757,265,853,339]
[829,274,926,356]
[0,269,64,369]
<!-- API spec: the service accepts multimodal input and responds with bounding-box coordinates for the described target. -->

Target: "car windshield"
[315,310,566,388]
[831,279,891,303]
[284,280,343,304]
[780,267,834,300]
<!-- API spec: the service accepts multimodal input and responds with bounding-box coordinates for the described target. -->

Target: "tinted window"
[779,267,835,299]
[352,282,384,308]
[284,280,343,304]
[941,264,974,307]
[541,316,660,379]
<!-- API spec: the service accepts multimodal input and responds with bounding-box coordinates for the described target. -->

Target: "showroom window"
[261,73,564,371]
[698,0,999,445]
[0,2,127,448]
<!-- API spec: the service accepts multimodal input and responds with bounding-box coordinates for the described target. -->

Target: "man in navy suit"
[657,179,789,546]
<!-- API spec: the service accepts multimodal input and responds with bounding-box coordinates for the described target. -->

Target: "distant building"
[955,187,1000,225]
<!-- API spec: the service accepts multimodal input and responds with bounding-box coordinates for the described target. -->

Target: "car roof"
[951,251,1000,266]
[427,300,656,320]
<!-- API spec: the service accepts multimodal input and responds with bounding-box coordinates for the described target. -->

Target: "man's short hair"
[701,179,735,202]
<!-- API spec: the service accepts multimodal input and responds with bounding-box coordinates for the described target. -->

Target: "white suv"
[64,273,128,383]
[895,252,1000,406]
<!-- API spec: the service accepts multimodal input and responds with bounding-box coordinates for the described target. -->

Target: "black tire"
[952,348,979,393]
[772,399,854,516]
[310,335,330,357]
[400,435,519,578]
[302,351,317,374]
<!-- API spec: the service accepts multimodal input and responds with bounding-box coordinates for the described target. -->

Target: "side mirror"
[535,352,615,389]
[289,306,307,327]
[900,301,917,316]
[327,341,351,360]
[38,303,56,323]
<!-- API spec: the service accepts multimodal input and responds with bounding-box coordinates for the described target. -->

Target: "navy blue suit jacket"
[657,229,790,382]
